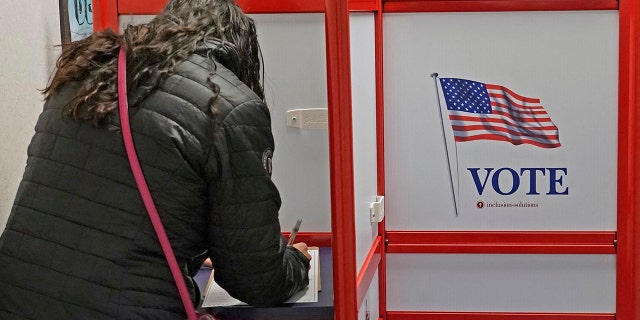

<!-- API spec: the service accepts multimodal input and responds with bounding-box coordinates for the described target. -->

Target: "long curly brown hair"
[43,0,263,125]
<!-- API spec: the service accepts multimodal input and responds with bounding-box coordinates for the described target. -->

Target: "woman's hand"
[291,242,312,261]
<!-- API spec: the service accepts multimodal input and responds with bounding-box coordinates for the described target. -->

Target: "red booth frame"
[93,0,639,319]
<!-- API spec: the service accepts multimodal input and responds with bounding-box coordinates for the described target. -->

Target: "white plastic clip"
[370,196,385,223]
[286,108,328,130]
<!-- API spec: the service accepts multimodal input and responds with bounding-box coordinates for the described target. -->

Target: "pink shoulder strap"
[117,45,201,320]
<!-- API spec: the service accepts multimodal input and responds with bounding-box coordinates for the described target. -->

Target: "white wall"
[0,2,61,230]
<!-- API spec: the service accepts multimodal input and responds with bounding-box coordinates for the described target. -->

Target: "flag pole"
[431,73,459,217]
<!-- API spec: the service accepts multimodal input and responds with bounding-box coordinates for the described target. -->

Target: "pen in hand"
[287,219,302,246]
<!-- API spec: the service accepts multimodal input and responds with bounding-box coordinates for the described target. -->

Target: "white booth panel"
[359,271,380,320]
[384,11,618,230]
[387,254,616,312]
[350,12,380,273]
[252,14,331,232]
[119,14,332,232]
[119,15,153,28]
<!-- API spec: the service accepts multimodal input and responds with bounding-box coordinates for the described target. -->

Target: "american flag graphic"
[439,78,561,148]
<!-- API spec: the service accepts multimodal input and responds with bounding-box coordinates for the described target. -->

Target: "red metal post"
[617,0,640,319]
[386,312,615,320]
[237,0,324,13]
[374,0,387,317]
[350,0,378,11]
[282,232,332,248]
[117,0,165,14]
[325,0,358,318]
[356,236,383,307]
[117,0,325,15]
[116,0,373,15]
[383,0,617,12]
[92,0,118,32]
[386,231,617,254]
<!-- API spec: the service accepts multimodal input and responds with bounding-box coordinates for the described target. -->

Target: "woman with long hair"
[0,0,310,319]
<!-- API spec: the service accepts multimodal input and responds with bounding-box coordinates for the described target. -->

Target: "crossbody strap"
[117,45,199,320]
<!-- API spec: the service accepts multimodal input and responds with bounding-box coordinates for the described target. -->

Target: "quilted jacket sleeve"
[205,98,310,307]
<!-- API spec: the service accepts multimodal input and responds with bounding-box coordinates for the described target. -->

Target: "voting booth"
[92,0,640,319]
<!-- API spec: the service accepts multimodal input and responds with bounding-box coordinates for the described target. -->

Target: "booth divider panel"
[351,12,379,274]
[253,14,332,232]
[116,13,332,233]
[383,11,618,231]
[386,254,616,312]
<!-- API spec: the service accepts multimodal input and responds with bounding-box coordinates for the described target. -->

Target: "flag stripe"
[450,125,559,140]
[491,101,548,114]
[439,77,561,148]
[449,119,559,133]
[489,95,545,110]
[452,130,560,145]
[453,134,562,148]
[449,113,554,125]
[449,116,559,141]
[485,84,541,103]
[487,110,552,122]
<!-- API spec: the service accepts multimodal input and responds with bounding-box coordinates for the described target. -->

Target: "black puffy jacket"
[0,49,310,320]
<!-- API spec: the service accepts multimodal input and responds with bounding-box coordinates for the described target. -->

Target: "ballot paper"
[202,247,319,307]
